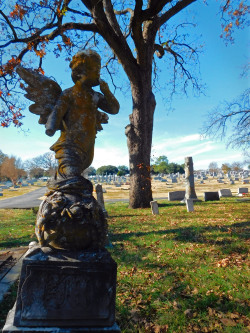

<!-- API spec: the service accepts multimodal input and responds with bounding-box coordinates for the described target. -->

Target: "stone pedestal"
[3,247,120,333]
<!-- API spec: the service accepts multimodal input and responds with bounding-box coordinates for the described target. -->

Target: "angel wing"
[16,66,62,125]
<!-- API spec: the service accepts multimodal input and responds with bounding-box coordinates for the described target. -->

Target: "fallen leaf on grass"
[184,309,193,318]
[220,318,237,327]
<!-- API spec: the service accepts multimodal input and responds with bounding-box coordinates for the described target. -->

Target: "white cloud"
[152,133,245,169]
[92,146,129,168]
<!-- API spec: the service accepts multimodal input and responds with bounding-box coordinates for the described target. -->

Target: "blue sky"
[0,1,249,170]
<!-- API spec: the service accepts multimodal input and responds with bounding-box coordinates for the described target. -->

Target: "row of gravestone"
[150,187,249,215]
[167,188,249,201]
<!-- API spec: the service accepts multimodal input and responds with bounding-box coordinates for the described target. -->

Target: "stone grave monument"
[95,183,108,218]
[184,156,198,201]
[3,50,120,332]
[150,200,159,215]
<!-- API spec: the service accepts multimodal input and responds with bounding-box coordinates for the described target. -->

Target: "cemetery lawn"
[0,198,249,332]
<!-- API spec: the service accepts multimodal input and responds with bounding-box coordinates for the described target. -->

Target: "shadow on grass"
[0,236,36,249]
[110,220,250,255]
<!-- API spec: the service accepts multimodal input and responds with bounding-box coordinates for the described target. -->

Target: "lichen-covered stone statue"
[17,50,119,251]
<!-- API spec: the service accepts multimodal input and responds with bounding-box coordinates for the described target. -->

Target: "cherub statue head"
[70,49,101,87]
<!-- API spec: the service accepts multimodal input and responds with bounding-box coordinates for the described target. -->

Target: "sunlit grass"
[0,198,249,332]
[107,199,250,332]
[0,185,40,200]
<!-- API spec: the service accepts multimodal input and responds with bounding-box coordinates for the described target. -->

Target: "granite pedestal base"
[3,306,120,332]
[2,247,120,333]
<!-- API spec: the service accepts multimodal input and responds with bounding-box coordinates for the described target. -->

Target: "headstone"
[200,180,204,184]
[150,201,159,215]
[186,199,194,212]
[235,177,239,181]
[204,192,220,201]
[218,189,232,198]
[184,156,198,200]
[0,193,3,197]
[95,184,108,217]
[238,188,249,196]
[230,180,235,185]
[243,179,249,184]
[168,191,185,201]
[4,247,119,332]
[171,178,177,183]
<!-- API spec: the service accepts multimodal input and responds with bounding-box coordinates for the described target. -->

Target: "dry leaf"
[220,318,237,326]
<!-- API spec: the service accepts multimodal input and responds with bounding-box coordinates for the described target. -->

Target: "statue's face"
[71,57,101,86]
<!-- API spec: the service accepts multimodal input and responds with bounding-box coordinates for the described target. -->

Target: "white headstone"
[186,199,194,212]
[150,201,159,215]
[218,189,232,198]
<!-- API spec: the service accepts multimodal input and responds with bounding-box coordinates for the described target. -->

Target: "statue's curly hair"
[70,49,101,68]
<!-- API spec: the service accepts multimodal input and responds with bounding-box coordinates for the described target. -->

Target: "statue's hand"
[45,128,56,137]
[99,79,109,94]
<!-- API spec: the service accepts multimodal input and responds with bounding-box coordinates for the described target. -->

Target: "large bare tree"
[0,0,247,207]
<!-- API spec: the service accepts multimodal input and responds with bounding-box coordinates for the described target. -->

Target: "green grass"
[0,209,36,249]
[0,198,249,332]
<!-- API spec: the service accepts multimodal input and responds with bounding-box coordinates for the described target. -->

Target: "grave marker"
[204,192,220,201]
[168,191,185,201]
[238,188,249,196]
[150,201,159,215]
[218,189,232,198]
[184,156,198,200]
[186,199,194,212]
[95,184,108,217]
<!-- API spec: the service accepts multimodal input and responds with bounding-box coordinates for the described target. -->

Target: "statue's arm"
[97,80,120,115]
[45,91,70,136]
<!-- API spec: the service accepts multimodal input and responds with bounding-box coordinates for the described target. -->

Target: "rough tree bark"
[126,78,156,208]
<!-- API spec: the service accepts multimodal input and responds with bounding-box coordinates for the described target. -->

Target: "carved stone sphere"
[36,191,107,251]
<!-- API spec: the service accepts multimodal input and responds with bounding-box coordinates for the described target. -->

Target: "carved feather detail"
[16,66,62,125]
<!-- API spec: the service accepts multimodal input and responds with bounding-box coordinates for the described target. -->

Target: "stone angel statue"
[17,50,120,250]
[17,49,119,181]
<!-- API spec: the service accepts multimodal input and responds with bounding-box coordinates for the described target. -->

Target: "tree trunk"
[125,75,156,208]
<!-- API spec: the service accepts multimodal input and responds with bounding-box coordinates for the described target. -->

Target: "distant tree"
[88,166,96,176]
[208,162,219,173]
[24,152,57,177]
[117,165,129,176]
[0,150,7,181]
[29,167,44,179]
[0,150,6,165]
[0,156,26,185]
[166,162,184,174]
[96,165,118,175]
[221,163,231,174]
[231,161,243,172]
[153,162,168,174]
[152,155,169,174]
[154,156,169,165]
